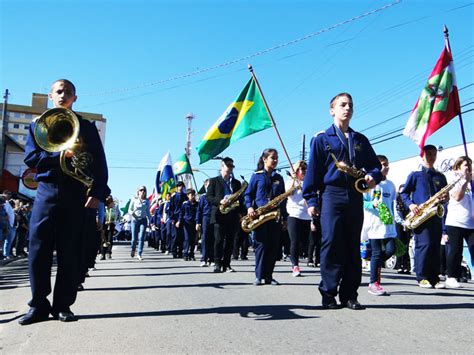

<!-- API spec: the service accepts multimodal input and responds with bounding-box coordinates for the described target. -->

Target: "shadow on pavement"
[80,304,320,321]
[367,302,474,310]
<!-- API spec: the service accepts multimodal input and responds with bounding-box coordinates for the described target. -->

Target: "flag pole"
[444,25,469,158]
[248,64,297,175]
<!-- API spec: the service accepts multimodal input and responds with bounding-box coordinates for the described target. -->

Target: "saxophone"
[404,174,462,230]
[241,183,301,233]
[219,179,248,215]
[329,152,370,193]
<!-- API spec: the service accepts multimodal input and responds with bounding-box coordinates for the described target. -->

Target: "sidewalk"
[1,244,473,354]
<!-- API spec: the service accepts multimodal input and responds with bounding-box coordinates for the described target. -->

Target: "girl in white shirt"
[445,156,473,288]
[286,160,311,277]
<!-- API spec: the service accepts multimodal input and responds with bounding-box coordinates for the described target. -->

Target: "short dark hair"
[377,154,388,162]
[222,157,235,168]
[329,92,352,108]
[52,79,76,94]
[187,189,196,195]
[423,144,437,152]
[176,181,185,188]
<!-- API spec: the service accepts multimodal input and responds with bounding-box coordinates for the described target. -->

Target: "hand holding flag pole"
[248,64,297,176]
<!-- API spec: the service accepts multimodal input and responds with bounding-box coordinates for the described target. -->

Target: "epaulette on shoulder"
[314,130,326,137]
[255,170,264,174]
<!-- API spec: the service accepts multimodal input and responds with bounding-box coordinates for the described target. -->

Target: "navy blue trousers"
[171,222,184,257]
[183,222,196,258]
[28,181,86,312]
[254,220,281,281]
[414,219,442,284]
[319,186,363,304]
[200,216,213,262]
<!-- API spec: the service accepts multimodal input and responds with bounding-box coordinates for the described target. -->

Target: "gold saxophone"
[241,183,301,233]
[404,174,462,230]
[328,152,370,193]
[219,180,248,215]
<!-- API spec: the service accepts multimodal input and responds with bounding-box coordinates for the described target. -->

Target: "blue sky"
[1,0,473,205]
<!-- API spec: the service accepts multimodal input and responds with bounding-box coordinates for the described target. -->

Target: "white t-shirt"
[285,178,311,220]
[361,179,397,240]
[445,172,474,229]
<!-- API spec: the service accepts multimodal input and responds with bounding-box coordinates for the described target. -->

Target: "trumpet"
[34,107,94,189]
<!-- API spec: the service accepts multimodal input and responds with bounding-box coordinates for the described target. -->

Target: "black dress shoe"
[19,308,50,325]
[52,309,77,322]
[322,302,341,310]
[345,300,365,310]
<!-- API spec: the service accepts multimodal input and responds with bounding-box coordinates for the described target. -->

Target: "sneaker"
[253,278,263,286]
[445,277,461,288]
[210,262,216,267]
[307,261,315,268]
[434,282,445,289]
[137,255,143,261]
[165,251,169,255]
[200,261,208,267]
[292,266,301,277]
[368,282,387,296]
[225,267,236,273]
[418,279,433,288]
[282,254,288,262]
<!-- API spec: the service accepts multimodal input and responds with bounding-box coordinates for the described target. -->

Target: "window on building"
[13,123,20,129]
[23,124,30,130]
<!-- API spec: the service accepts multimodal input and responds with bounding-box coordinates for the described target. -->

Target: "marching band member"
[206,157,242,273]
[20,79,108,325]
[244,148,286,286]
[285,160,311,277]
[100,195,120,259]
[400,144,448,289]
[303,93,382,310]
[178,189,198,261]
[445,156,473,288]
[169,182,188,258]
[361,155,397,296]
[196,180,213,266]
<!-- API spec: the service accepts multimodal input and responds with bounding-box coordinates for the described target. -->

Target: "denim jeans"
[369,238,396,283]
[3,226,16,257]
[131,218,147,256]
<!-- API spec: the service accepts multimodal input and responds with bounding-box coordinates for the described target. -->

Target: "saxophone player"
[206,157,243,273]
[400,144,448,289]
[244,148,286,286]
[302,93,382,310]
[20,79,109,325]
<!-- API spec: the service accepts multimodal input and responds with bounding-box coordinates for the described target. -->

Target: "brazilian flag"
[196,77,273,164]
[173,153,193,176]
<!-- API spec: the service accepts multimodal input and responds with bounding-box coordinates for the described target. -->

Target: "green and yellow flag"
[173,153,193,176]
[196,77,273,164]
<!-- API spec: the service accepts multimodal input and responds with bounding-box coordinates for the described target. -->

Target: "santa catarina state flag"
[403,45,461,155]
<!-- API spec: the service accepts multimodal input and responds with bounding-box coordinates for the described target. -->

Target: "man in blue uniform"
[400,144,448,289]
[169,182,188,258]
[19,79,108,325]
[303,93,382,310]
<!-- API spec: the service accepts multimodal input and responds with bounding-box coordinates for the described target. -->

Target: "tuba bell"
[34,107,94,189]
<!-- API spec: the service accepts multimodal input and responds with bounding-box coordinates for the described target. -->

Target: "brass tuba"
[219,177,248,215]
[241,183,301,233]
[404,174,462,230]
[34,107,94,189]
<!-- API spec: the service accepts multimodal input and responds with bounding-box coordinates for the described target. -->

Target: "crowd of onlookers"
[0,190,33,262]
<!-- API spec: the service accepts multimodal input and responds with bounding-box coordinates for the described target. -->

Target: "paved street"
[1,243,473,354]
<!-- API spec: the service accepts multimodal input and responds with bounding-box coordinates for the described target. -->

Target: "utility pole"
[0,89,10,176]
[184,112,195,189]
[301,134,306,161]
